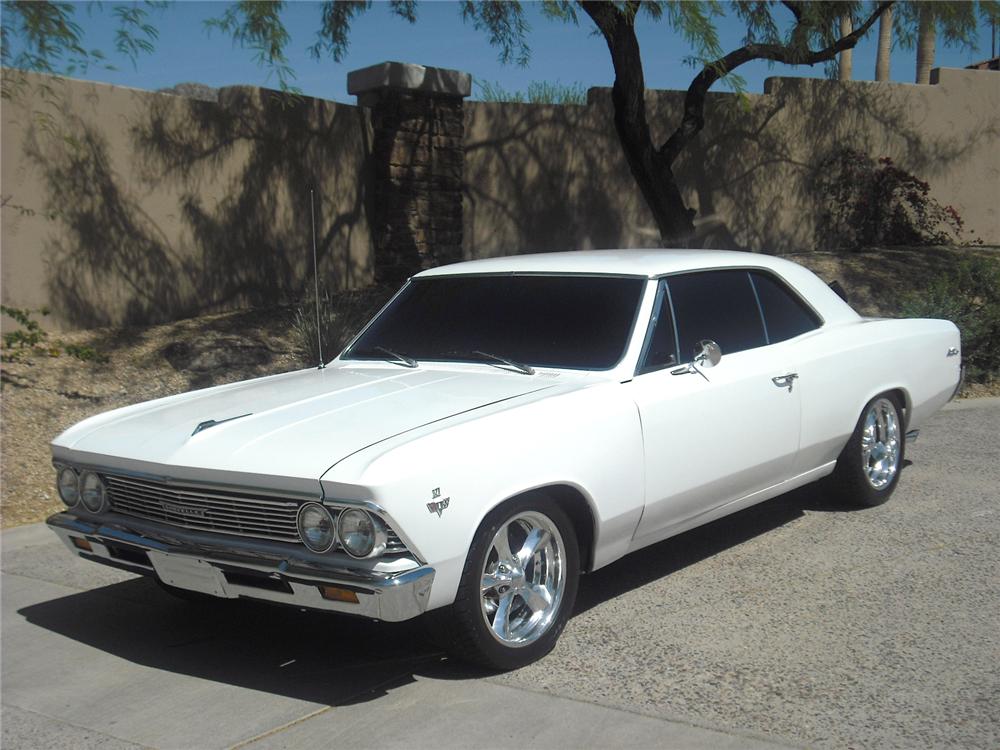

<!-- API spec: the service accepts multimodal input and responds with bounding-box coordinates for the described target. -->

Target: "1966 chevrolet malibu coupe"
[47,250,962,669]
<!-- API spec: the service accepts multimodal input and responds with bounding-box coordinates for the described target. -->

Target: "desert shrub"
[899,256,1000,383]
[814,148,969,250]
[293,286,395,366]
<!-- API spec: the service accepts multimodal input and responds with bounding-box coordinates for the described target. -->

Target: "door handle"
[771,373,799,392]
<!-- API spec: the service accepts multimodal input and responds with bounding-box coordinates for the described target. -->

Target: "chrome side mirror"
[693,340,722,368]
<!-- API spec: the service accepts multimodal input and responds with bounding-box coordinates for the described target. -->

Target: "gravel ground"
[492,399,1000,749]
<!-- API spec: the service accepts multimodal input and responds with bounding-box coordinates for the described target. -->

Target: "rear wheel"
[433,494,579,670]
[830,393,905,507]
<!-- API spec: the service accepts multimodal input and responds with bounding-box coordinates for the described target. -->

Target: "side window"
[638,280,678,373]
[750,271,821,343]
[667,270,766,361]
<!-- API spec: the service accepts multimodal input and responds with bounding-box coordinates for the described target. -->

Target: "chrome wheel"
[861,397,901,490]
[479,510,566,647]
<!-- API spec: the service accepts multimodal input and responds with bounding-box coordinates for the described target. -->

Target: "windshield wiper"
[470,350,534,376]
[372,346,418,368]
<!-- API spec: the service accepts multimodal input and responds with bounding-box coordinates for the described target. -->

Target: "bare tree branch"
[662,1,894,164]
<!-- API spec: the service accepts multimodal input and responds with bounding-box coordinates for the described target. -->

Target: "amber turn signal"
[71,536,93,552]
[318,585,359,604]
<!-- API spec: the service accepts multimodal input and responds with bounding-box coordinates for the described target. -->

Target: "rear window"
[750,271,821,343]
[345,275,645,370]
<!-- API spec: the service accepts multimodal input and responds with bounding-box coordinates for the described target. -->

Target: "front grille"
[105,473,411,555]
[106,475,301,543]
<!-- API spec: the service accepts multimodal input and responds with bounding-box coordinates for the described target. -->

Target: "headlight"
[337,508,387,559]
[79,471,107,513]
[57,467,80,507]
[297,503,336,553]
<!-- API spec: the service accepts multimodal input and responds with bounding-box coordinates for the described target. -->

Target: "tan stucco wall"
[2,71,372,331]
[3,67,997,332]
[463,67,999,256]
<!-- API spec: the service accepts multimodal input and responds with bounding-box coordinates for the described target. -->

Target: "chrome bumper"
[46,512,434,622]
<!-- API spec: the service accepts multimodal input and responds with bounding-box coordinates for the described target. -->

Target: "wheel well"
[512,485,596,574]
[886,388,910,428]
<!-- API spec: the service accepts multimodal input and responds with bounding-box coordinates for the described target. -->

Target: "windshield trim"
[339,273,648,373]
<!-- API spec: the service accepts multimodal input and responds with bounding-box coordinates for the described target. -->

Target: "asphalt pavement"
[2,397,998,749]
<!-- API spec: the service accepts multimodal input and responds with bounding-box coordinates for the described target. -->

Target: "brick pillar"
[348,62,471,286]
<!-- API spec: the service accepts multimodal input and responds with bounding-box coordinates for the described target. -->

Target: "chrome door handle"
[771,373,799,392]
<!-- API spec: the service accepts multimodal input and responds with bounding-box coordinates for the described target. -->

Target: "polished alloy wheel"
[479,510,566,647]
[861,397,900,490]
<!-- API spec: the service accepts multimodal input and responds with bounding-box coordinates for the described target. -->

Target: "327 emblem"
[427,488,450,517]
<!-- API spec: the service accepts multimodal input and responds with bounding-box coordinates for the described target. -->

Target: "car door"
[627,270,806,545]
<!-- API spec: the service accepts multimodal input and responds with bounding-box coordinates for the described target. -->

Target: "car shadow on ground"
[17,479,874,706]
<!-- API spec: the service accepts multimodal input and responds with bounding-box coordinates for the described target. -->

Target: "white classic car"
[48,250,962,669]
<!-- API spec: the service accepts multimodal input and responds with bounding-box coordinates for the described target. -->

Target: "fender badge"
[427,488,450,516]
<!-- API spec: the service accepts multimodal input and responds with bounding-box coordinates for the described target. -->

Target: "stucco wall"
[3,67,997,332]
[463,67,999,258]
[2,71,373,331]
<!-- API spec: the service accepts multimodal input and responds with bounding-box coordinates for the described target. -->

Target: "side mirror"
[693,340,722,368]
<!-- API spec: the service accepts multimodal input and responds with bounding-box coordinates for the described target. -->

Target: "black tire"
[829,392,906,507]
[427,494,580,671]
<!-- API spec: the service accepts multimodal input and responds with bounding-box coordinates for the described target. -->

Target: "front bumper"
[47,512,434,622]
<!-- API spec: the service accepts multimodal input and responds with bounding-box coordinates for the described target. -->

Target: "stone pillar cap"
[347,61,471,99]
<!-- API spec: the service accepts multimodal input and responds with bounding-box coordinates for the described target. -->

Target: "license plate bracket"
[148,551,232,598]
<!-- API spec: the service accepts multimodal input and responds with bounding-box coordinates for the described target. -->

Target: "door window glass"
[667,270,766,361]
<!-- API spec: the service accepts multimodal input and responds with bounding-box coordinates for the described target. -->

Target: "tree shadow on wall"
[668,77,994,253]
[471,78,992,257]
[26,85,372,330]
[463,102,632,257]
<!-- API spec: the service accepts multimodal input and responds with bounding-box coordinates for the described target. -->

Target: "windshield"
[344,274,646,370]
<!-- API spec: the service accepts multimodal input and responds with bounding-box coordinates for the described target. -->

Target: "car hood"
[52,365,559,487]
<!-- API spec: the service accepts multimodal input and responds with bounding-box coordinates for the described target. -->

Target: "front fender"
[321,381,645,610]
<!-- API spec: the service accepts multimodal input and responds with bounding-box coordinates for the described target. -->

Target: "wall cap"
[347,61,472,100]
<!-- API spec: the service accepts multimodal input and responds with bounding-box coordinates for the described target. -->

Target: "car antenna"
[310,189,325,369]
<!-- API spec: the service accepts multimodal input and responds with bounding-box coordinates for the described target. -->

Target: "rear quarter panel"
[793,317,961,474]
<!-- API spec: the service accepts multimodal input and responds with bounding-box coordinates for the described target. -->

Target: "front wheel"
[434,495,579,670]
[830,393,905,507]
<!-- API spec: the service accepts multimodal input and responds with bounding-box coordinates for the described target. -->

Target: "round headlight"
[337,509,387,559]
[297,503,336,553]
[57,467,80,507]
[79,471,107,513]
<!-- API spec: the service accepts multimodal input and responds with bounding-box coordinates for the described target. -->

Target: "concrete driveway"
[3,398,997,749]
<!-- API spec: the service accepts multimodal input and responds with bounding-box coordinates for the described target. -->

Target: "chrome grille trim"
[102,473,411,555]
[106,475,301,543]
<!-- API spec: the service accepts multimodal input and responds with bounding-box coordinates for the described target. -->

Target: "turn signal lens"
[57,467,80,507]
[319,585,359,604]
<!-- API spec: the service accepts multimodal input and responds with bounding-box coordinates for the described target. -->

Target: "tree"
[3,0,997,245]
[892,2,996,84]
[916,2,938,82]
[875,5,893,80]
[839,14,855,80]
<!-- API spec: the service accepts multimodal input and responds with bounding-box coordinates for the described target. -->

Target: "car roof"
[415,249,811,279]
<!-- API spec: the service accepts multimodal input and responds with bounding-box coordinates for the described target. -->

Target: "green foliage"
[893,0,999,51]
[1,305,107,362]
[293,287,395,367]
[1,0,161,98]
[63,343,108,363]
[899,257,1000,383]
[475,79,587,105]
[814,148,970,251]
[1,305,48,351]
